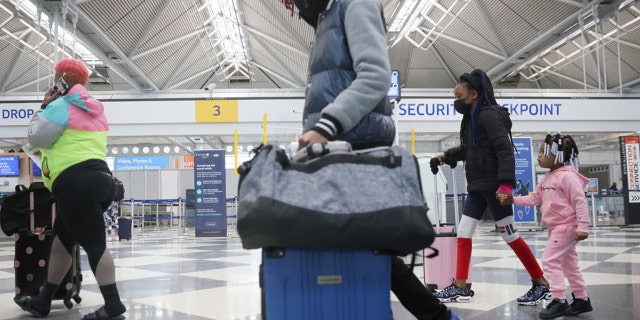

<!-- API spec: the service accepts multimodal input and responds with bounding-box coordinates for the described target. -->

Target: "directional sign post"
[619,136,640,224]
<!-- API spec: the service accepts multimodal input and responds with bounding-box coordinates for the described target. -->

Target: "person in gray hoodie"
[284,1,460,319]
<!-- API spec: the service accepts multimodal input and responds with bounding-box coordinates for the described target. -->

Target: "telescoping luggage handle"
[29,192,55,235]
[430,159,461,234]
[433,167,442,233]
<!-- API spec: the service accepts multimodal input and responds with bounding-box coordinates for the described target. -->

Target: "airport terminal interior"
[1,0,640,319]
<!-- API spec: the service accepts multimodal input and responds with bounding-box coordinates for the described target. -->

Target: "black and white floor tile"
[0,224,639,319]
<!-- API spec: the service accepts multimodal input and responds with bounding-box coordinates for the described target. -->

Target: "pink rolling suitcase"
[423,225,471,293]
[423,169,471,293]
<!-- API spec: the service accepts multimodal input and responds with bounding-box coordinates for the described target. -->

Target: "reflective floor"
[1,224,639,320]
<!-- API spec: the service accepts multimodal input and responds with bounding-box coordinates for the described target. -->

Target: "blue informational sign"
[388,70,400,98]
[512,137,536,223]
[33,162,41,176]
[0,155,20,177]
[113,156,171,171]
[193,150,227,237]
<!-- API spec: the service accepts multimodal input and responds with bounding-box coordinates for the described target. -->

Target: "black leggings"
[391,256,450,320]
[53,170,113,274]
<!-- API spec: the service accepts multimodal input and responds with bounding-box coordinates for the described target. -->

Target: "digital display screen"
[0,155,20,177]
[33,162,41,176]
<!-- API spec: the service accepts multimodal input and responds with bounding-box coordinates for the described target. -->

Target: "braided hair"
[457,69,498,149]
[543,133,580,170]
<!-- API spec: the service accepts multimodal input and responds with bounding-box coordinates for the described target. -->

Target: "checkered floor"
[1,224,639,320]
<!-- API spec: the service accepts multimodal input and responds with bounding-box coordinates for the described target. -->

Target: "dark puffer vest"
[302,0,395,148]
[445,104,515,192]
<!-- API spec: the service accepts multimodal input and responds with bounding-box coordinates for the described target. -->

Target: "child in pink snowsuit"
[500,133,593,319]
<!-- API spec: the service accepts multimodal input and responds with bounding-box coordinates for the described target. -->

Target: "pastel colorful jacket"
[513,166,590,233]
[28,84,108,190]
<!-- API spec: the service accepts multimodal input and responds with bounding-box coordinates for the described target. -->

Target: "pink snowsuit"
[513,166,590,299]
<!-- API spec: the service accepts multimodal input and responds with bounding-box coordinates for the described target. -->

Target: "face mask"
[454,98,472,115]
[296,0,330,28]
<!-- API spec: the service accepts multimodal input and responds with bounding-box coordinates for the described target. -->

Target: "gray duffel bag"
[236,143,435,256]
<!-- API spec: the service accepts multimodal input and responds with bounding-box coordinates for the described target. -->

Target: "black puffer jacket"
[445,104,515,192]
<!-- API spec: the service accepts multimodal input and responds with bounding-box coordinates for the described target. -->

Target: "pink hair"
[55,58,89,84]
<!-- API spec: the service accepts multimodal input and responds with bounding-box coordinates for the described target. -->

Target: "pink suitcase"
[423,225,471,293]
[423,168,471,293]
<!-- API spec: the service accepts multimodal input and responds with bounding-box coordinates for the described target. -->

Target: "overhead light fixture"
[389,0,419,33]
[389,0,471,50]
[197,0,251,78]
[7,1,101,66]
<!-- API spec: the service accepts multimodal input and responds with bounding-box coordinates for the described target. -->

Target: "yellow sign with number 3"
[195,100,239,123]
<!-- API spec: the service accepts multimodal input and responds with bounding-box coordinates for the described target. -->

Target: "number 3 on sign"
[195,100,239,123]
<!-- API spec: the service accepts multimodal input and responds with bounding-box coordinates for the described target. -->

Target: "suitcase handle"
[424,247,439,259]
[29,193,55,234]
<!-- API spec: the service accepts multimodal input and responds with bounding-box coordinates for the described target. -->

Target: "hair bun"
[459,72,482,92]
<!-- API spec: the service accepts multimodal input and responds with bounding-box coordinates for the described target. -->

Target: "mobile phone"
[52,73,69,96]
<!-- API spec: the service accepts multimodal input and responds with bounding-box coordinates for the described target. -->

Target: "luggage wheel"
[63,299,73,309]
[73,294,82,304]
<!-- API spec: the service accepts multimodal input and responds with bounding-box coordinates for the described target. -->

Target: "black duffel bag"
[0,182,54,236]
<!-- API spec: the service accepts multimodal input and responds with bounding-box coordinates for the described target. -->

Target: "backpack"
[495,105,517,152]
[113,178,125,201]
[0,182,54,236]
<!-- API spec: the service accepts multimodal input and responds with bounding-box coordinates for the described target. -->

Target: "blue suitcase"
[117,218,132,240]
[261,248,391,320]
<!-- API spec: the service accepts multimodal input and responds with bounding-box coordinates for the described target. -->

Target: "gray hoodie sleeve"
[28,108,64,149]
[318,0,390,134]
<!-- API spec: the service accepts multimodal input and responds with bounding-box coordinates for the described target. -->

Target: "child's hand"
[496,193,514,205]
[575,231,589,241]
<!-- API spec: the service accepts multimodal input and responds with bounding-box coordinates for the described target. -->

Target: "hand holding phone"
[53,73,69,96]
[43,73,68,108]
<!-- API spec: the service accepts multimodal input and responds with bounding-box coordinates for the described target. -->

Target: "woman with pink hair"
[15,58,126,320]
